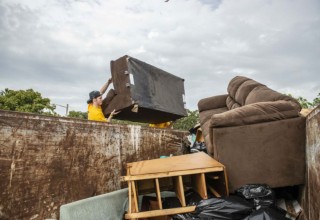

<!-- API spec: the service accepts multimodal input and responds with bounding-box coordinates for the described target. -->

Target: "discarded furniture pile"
[121,153,302,220]
[58,56,307,219]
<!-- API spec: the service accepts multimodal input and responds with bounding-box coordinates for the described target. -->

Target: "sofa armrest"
[211,100,300,127]
[198,94,228,112]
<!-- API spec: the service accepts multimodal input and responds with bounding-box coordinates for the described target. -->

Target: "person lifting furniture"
[87,78,119,122]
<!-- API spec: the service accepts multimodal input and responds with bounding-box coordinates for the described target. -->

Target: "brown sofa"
[198,76,306,192]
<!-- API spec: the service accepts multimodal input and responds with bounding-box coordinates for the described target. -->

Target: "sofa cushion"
[226,76,301,111]
[211,100,300,127]
[199,107,228,126]
[198,94,228,112]
[245,86,301,111]
[226,96,241,110]
[227,76,263,107]
[227,76,251,100]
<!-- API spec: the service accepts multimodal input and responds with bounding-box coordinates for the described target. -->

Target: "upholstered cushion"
[199,107,228,124]
[227,76,262,106]
[227,76,251,99]
[198,94,228,112]
[226,96,241,110]
[245,86,301,111]
[211,100,300,127]
[226,76,301,111]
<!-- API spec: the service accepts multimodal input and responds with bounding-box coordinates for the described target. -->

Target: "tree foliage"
[172,109,199,131]
[289,93,320,109]
[312,93,320,107]
[0,88,56,114]
[68,110,88,119]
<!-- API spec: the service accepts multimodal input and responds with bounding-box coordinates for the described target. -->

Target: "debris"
[235,184,275,209]
[243,206,290,220]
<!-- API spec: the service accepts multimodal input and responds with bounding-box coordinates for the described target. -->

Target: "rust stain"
[301,106,320,220]
[0,110,187,219]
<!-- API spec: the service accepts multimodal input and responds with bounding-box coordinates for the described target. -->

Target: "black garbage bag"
[195,196,253,220]
[162,196,182,209]
[173,196,253,220]
[172,213,200,220]
[243,206,290,220]
[236,184,275,208]
[185,189,204,206]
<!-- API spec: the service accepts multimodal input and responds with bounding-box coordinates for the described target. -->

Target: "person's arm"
[107,109,120,122]
[100,78,112,95]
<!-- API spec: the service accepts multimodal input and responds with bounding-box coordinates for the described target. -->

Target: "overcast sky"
[1,0,319,115]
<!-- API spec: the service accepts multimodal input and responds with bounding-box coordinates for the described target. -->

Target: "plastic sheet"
[236,184,275,208]
[243,207,290,220]
[173,195,253,219]
[195,196,254,219]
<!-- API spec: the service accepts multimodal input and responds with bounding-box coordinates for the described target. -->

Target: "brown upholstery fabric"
[227,76,251,99]
[212,117,306,192]
[197,75,305,192]
[245,86,301,110]
[225,76,301,111]
[103,55,187,123]
[226,96,241,110]
[102,89,116,110]
[199,107,228,155]
[211,100,300,127]
[198,94,228,112]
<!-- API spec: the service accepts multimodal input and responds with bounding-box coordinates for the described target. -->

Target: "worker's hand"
[111,109,120,116]
[107,78,113,85]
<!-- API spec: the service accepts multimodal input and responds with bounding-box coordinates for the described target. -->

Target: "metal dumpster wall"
[301,105,320,220]
[0,110,188,220]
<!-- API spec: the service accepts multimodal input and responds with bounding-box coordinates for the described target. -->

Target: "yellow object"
[196,128,204,142]
[149,121,172,128]
[87,104,107,122]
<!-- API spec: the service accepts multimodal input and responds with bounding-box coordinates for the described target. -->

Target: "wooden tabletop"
[127,152,224,176]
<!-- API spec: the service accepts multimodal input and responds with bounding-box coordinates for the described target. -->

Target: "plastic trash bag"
[172,213,200,220]
[185,189,205,206]
[243,207,290,220]
[195,196,253,219]
[173,196,253,220]
[236,184,275,208]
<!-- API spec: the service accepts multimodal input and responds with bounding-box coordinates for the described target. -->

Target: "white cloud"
[0,0,319,116]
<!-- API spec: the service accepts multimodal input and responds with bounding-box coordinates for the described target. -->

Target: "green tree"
[0,88,56,115]
[312,93,320,107]
[172,109,199,130]
[68,110,88,119]
[296,96,312,109]
[288,93,320,108]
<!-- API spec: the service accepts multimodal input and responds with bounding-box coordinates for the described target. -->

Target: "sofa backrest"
[226,76,301,111]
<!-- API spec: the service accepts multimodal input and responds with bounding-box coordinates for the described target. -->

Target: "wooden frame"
[122,152,228,219]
